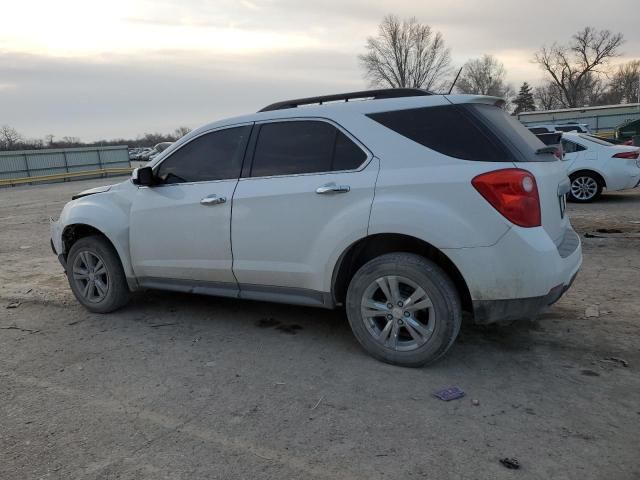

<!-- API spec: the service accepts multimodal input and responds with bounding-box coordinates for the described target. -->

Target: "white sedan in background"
[561,132,640,202]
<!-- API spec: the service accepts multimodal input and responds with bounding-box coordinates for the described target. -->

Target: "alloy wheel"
[360,275,435,352]
[72,251,109,303]
[571,176,598,201]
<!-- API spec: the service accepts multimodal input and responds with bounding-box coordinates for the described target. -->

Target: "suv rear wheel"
[66,235,130,313]
[345,253,461,367]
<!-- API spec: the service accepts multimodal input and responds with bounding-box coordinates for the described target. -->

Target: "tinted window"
[333,131,367,170]
[529,127,547,134]
[367,105,511,162]
[470,104,556,162]
[156,126,251,184]
[251,121,366,177]
[561,140,586,153]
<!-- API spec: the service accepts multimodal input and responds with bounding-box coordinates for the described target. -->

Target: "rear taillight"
[472,169,541,228]
[612,151,639,159]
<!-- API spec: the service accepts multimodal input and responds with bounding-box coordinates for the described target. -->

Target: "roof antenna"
[447,67,463,95]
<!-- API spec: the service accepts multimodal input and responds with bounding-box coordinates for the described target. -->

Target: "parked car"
[527,127,563,159]
[561,132,640,202]
[50,89,582,367]
[145,142,173,162]
[529,123,591,134]
[138,147,156,161]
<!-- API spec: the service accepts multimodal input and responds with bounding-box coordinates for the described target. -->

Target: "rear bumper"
[472,270,578,324]
[444,224,582,324]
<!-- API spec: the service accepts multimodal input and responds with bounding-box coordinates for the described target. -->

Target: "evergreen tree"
[513,82,536,114]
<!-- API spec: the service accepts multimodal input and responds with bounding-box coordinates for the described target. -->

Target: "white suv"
[50,89,582,367]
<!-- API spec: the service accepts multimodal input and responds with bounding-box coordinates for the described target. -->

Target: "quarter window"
[155,125,251,184]
[250,121,366,177]
[367,105,511,162]
[561,140,586,154]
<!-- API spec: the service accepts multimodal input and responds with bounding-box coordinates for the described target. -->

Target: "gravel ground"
[1,178,639,480]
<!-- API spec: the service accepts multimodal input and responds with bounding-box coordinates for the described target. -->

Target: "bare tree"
[0,125,23,150]
[456,54,514,100]
[172,126,192,140]
[359,14,452,91]
[603,60,640,104]
[533,82,563,110]
[534,27,624,107]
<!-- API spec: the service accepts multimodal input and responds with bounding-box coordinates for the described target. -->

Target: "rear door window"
[250,121,367,177]
[367,105,511,162]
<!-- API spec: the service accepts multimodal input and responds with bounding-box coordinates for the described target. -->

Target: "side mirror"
[132,166,155,186]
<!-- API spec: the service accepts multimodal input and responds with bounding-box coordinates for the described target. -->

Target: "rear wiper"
[536,146,558,155]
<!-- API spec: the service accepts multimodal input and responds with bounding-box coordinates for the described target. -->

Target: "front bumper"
[50,218,66,270]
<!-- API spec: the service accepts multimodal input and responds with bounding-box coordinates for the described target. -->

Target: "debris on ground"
[433,387,465,401]
[500,458,520,470]
[596,228,623,234]
[311,396,324,410]
[6,301,21,309]
[601,357,629,368]
[472,399,480,406]
[581,369,600,377]
[0,325,40,334]
[24,288,32,294]
[585,305,600,318]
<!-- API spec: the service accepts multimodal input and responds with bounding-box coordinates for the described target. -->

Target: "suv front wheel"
[66,235,130,313]
[345,253,462,367]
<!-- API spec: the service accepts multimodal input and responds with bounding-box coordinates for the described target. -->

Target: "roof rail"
[258,88,432,112]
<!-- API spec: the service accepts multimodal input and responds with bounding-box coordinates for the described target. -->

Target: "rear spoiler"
[443,95,505,108]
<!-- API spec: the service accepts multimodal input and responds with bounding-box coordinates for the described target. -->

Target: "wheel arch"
[331,233,472,313]
[61,223,136,290]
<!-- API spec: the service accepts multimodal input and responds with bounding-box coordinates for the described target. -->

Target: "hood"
[71,184,114,200]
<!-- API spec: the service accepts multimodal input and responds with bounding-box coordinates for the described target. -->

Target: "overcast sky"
[2,0,639,141]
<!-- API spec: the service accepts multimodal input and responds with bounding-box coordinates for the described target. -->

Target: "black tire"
[345,253,462,367]
[568,172,603,203]
[66,235,130,313]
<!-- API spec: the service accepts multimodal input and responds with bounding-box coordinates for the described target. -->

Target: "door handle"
[316,182,350,194]
[200,194,226,206]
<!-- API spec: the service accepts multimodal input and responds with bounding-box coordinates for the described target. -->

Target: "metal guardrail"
[0,167,133,187]
[0,145,131,186]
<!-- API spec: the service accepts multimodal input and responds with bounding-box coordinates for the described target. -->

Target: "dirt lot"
[1,178,639,480]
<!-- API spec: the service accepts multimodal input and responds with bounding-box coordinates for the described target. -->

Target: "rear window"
[470,104,555,162]
[367,105,511,162]
[581,134,614,146]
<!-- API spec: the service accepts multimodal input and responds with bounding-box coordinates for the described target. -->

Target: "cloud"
[0,49,364,140]
[1,0,639,140]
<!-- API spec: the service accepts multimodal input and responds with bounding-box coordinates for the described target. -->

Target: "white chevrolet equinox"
[50,89,582,367]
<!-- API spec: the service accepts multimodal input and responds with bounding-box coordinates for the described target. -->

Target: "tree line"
[0,126,191,152]
[360,15,639,114]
